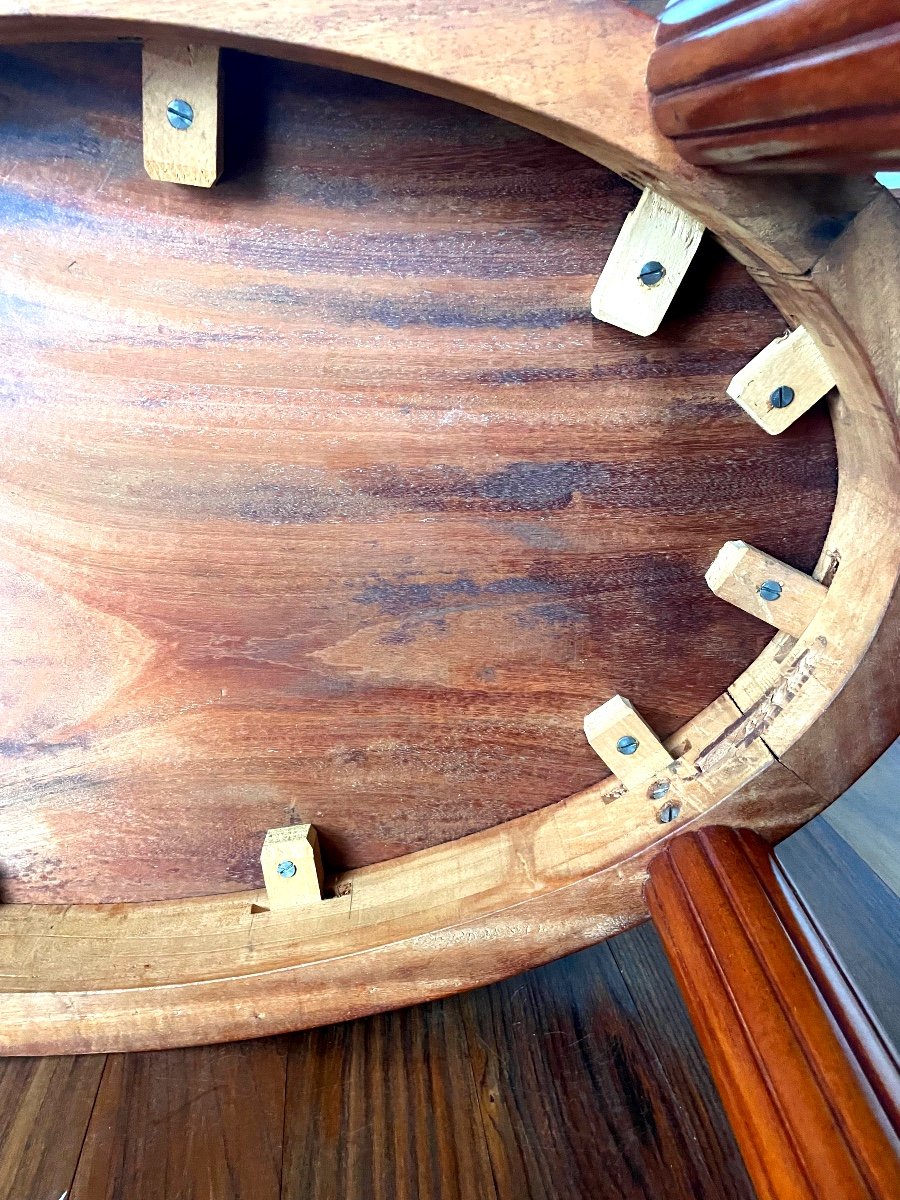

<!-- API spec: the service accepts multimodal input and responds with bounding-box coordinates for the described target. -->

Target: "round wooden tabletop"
[0,0,895,1054]
[0,43,837,905]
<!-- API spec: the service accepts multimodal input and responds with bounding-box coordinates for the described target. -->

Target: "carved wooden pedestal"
[647,827,900,1200]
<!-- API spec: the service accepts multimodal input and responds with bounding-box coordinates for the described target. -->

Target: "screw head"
[276,860,297,878]
[658,802,681,824]
[770,385,795,409]
[757,579,783,603]
[648,779,670,801]
[166,98,194,130]
[638,260,666,287]
[616,735,639,756]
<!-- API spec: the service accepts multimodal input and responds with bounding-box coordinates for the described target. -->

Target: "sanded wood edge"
[0,0,895,1053]
[646,827,900,1200]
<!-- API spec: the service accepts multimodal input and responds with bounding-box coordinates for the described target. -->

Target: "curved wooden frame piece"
[0,0,898,1054]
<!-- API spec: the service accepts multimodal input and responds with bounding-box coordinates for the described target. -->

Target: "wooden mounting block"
[0,0,897,1055]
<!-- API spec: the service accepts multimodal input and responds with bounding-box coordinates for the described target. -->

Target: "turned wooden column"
[648,0,900,172]
[646,826,900,1200]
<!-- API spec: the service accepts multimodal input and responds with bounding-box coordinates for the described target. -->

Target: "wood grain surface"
[0,1053,105,1199]
[647,827,900,1200]
[69,1041,288,1200]
[0,919,756,1200]
[0,43,837,904]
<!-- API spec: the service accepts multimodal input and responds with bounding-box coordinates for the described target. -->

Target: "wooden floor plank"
[777,816,900,1051]
[607,920,755,1198]
[281,1002,497,1200]
[68,1041,287,1200]
[458,933,755,1200]
[0,1055,105,1200]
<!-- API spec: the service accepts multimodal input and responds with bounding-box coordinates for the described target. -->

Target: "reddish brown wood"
[0,43,837,904]
[649,0,900,172]
[646,826,900,1200]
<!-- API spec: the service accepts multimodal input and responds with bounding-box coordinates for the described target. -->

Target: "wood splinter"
[583,694,674,791]
[727,325,836,434]
[706,540,829,638]
[260,824,324,911]
[142,42,222,187]
[590,187,705,337]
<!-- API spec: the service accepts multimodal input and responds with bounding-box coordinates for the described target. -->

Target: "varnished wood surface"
[0,43,837,904]
[649,0,900,172]
[70,1042,287,1199]
[0,0,897,1054]
[0,1053,105,1199]
[647,827,900,1200]
[0,920,756,1200]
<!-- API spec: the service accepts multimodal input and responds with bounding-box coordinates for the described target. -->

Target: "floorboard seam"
[66,1054,109,1200]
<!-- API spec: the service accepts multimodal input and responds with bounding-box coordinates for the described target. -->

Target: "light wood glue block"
[590,187,705,336]
[142,42,222,187]
[727,325,836,434]
[706,541,828,637]
[583,695,674,789]
[260,824,324,911]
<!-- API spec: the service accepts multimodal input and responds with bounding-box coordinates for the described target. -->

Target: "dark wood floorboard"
[607,921,755,1196]
[777,817,900,1052]
[282,1001,497,1200]
[457,932,754,1200]
[0,1055,105,1200]
[67,1041,287,1200]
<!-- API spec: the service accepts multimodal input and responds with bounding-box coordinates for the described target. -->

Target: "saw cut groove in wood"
[590,187,705,336]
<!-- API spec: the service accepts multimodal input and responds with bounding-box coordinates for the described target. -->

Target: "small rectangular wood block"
[260,824,324,910]
[142,42,222,187]
[583,695,674,790]
[590,188,705,337]
[706,541,828,638]
[727,325,835,434]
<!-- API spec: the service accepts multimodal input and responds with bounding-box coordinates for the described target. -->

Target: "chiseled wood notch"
[647,827,900,1200]
[260,825,324,910]
[706,540,828,638]
[583,694,674,790]
[727,325,835,434]
[142,42,222,187]
[590,187,705,337]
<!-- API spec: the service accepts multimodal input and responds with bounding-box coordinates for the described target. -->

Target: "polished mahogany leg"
[646,826,899,1200]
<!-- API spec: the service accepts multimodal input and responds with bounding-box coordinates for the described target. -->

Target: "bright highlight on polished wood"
[142,41,221,186]
[727,325,836,435]
[590,187,705,336]
[705,542,829,638]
